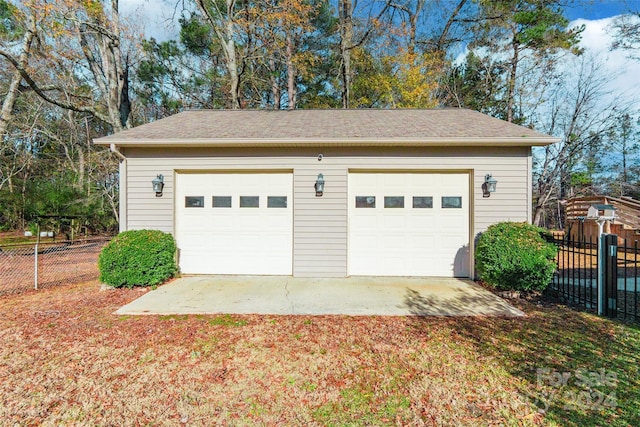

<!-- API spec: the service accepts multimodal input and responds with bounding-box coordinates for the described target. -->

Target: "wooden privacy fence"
[564,196,640,242]
[0,237,111,295]
[550,233,639,322]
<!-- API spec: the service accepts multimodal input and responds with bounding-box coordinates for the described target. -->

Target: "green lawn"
[0,282,638,426]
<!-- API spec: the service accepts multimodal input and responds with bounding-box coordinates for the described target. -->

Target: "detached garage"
[95,109,557,279]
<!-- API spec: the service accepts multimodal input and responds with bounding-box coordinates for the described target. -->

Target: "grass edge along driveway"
[0,281,638,426]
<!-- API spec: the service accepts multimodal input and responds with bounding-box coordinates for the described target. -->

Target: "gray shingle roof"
[95,109,558,147]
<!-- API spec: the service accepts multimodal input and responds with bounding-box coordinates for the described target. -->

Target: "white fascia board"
[95,136,560,148]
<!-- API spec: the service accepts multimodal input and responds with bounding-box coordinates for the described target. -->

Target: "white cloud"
[570,16,640,107]
[451,16,640,114]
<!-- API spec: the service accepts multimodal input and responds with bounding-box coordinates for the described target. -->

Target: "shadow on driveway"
[403,286,523,316]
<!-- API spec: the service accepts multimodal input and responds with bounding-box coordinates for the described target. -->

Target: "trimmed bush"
[99,229,177,288]
[475,222,557,292]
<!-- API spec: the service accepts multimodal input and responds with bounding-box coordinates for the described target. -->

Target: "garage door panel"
[349,172,469,277]
[353,235,377,248]
[381,235,405,251]
[236,215,262,229]
[351,216,378,229]
[381,215,407,228]
[439,241,467,254]
[411,235,434,250]
[439,216,466,226]
[209,215,235,228]
[176,173,292,275]
[407,219,435,230]
[381,259,405,275]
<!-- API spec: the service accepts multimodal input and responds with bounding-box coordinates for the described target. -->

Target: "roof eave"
[95,137,559,148]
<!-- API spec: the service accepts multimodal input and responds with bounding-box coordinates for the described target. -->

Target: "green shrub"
[99,229,177,288]
[475,222,558,292]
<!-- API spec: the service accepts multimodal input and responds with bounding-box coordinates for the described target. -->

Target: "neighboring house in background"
[564,196,640,244]
[94,109,557,279]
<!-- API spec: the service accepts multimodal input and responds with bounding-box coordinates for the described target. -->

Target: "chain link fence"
[0,237,112,295]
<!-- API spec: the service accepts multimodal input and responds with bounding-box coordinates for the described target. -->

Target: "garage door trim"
[174,170,294,275]
[347,169,474,277]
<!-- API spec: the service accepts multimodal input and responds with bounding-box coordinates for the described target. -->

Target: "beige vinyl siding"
[123,146,530,278]
[293,169,347,276]
[125,159,174,233]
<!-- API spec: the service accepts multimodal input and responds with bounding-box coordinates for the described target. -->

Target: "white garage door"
[175,172,293,275]
[348,173,469,277]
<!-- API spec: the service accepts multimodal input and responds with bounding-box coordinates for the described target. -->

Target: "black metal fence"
[614,238,639,321]
[551,234,599,310]
[549,233,639,322]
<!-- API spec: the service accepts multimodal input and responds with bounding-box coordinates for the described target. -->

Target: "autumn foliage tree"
[0,0,136,131]
[0,0,638,231]
[351,49,440,108]
[0,0,130,231]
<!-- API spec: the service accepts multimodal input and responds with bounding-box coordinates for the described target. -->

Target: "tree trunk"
[0,69,26,136]
[225,22,240,109]
[102,0,131,130]
[223,0,240,109]
[0,15,36,136]
[195,0,241,109]
[532,204,545,226]
[339,0,353,109]
[75,0,131,131]
[407,0,426,55]
[506,33,519,123]
[269,57,280,109]
[286,36,296,110]
[0,15,36,195]
[532,181,554,227]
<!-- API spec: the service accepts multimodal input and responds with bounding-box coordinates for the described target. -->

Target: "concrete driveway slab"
[115,276,524,317]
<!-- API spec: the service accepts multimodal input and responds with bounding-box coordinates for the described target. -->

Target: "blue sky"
[565,1,633,20]
[120,1,639,41]
[120,0,640,111]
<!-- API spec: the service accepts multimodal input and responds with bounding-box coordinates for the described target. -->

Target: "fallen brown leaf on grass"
[0,281,638,426]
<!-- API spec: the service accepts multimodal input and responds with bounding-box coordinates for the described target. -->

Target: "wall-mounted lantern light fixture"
[152,174,164,197]
[315,173,325,197]
[483,174,497,198]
